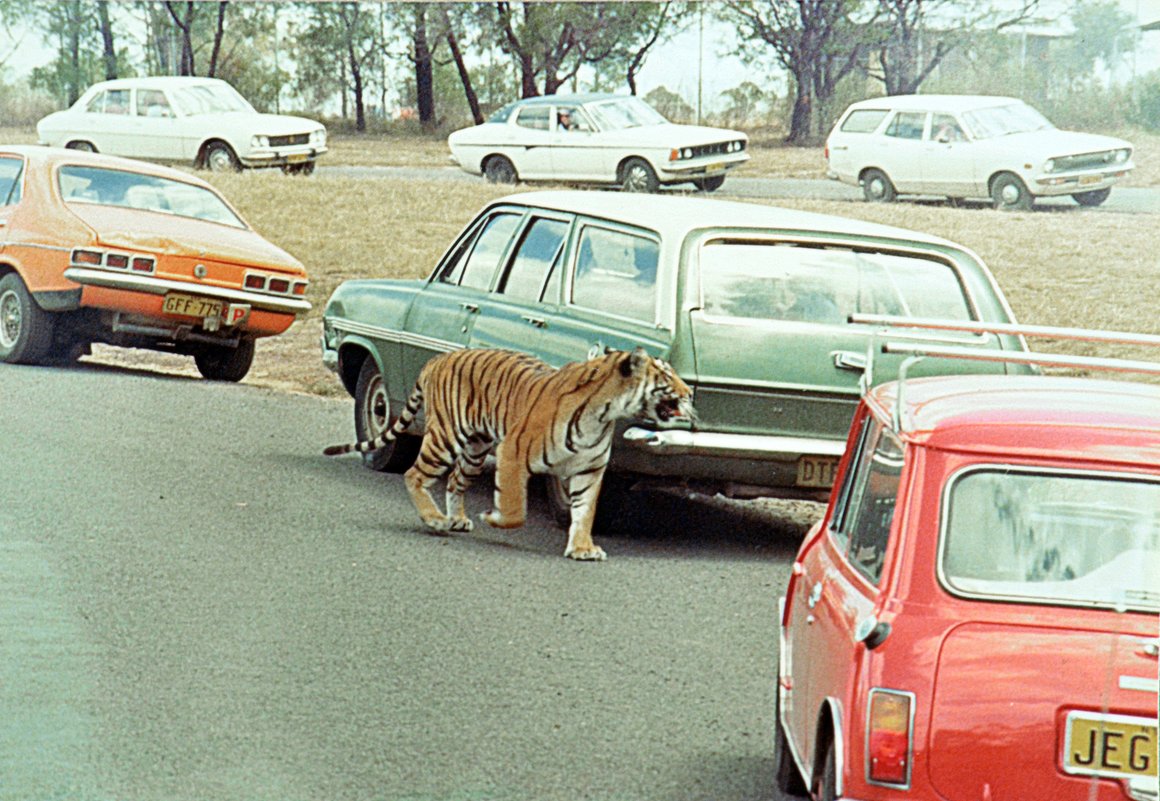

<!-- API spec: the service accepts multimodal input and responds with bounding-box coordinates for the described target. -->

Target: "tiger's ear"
[620,346,649,377]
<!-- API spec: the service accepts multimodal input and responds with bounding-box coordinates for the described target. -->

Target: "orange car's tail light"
[268,278,290,294]
[105,253,129,269]
[292,281,308,297]
[867,689,913,787]
[72,249,103,265]
[131,257,155,273]
[244,273,267,290]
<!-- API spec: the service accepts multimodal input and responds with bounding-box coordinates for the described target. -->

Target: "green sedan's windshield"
[58,165,246,228]
[941,468,1160,612]
[698,241,972,323]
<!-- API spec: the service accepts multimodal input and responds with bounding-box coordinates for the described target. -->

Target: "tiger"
[323,347,695,561]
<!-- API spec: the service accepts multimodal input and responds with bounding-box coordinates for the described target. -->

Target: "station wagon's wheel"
[991,173,1033,211]
[202,140,241,173]
[65,140,97,152]
[193,337,254,382]
[620,158,659,193]
[694,175,725,192]
[0,272,56,365]
[483,156,517,184]
[354,356,421,472]
[861,168,896,203]
[1072,187,1111,207]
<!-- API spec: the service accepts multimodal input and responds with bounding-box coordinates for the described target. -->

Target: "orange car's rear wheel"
[0,272,56,365]
[193,336,254,382]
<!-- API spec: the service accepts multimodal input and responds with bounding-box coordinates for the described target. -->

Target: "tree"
[723,0,872,144]
[1066,0,1139,83]
[296,2,381,130]
[871,0,1038,95]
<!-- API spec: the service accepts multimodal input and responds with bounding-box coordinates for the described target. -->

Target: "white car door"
[548,106,607,182]
[510,106,553,179]
[127,88,188,160]
[81,88,135,154]
[920,113,981,198]
[877,111,928,192]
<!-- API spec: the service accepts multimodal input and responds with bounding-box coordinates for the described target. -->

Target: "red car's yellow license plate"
[1064,711,1158,779]
[796,455,839,488]
[163,292,223,319]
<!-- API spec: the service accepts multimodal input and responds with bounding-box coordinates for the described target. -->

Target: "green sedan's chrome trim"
[330,318,462,354]
[63,267,312,315]
[622,427,845,460]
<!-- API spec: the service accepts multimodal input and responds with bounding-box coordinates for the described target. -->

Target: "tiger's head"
[616,347,695,424]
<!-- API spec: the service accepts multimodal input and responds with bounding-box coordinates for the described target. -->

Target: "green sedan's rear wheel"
[544,474,634,536]
[354,356,420,473]
[0,272,56,365]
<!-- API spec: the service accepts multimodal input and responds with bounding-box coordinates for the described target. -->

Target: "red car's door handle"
[808,581,823,609]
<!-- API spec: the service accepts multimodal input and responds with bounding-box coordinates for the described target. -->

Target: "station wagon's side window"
[930,113,965,142]
[571,226,659,323]
[438,212,521,290]
[87,88,130,115]
[0,157,24,206]
[831,418,904,585]
[515,106,550,131]
[496,217,569,302]
[841,109,888,133]
[885,111,926,140]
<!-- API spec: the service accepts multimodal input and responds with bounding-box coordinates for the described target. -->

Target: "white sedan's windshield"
[585,97,668,131]
[59,165,246,228]
[942,468,1160,612]
[961,102,1054,138]
[171,84,254,116]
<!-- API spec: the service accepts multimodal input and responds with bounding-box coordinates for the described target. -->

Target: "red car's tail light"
[867,689,913,786]
[72,249,103,265]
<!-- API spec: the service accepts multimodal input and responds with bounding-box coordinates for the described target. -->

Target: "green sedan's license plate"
[1064,711,1158,780]
[796,455,839,489]
[163,292,223,320]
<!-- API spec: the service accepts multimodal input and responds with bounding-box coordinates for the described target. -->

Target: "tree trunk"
[165,1,196,75]
[413,4,436,130]
[786,75,813,144]
[348,40,366,132]
[445,20,483,124]
[207,2,228,78]
[97,1,117,80]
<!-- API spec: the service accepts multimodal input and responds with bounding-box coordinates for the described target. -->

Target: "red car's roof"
[868,374,1160,466]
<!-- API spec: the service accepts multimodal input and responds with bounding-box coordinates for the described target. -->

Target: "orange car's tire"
[193,337,254,382]
[353,357,420,473]
[0,272,56,365]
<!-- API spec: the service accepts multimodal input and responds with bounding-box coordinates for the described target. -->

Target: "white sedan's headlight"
[1044,158,1055,173]
[251,135,269,149]
[1115,148,1130,163]
[311,128,327,146]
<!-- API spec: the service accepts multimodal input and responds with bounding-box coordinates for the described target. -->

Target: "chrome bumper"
[621,426,845,460]
[63,267,311,315]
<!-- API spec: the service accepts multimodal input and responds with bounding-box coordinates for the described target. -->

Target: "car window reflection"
[57,165,245,228]
[498,218,569,302]
[0,157,24,206]
[571,226,658,323]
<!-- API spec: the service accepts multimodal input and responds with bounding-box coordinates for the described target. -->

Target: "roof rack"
[849,314,1160,431]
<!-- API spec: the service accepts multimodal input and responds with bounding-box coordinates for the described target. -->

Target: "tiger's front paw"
[564,544,607,561]
[422,516,467,535]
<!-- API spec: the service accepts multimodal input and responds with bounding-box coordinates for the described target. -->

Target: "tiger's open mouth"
[655,397,687,422]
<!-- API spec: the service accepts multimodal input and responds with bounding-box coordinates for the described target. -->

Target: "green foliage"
[1129,71,1160,131]
[644,85,694,122]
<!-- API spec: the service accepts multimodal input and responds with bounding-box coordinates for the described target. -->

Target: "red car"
[777,320,1160,801]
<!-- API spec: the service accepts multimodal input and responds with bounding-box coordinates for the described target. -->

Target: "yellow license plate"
[704,162,725,172]
[1079,174,1103,185]
[163,292,223,319]
[1064,712,1158,780]
[796,455,839,488]
[287,153,308,164]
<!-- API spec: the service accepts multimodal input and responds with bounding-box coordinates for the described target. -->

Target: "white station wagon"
[825,95,1134,210]
[447,93,749,193]
[37,76,328,175]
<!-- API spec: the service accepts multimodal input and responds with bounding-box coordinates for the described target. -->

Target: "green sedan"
[321,190,1029,529]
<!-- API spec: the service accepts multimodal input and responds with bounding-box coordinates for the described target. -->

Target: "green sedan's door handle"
[522,314,546,328]
[459,302,480,313]
[832,350,867,372]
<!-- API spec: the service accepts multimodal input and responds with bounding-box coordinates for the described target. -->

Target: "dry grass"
[1,123,1156,392]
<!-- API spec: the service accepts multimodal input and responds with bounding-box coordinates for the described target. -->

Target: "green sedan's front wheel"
[354,356,421,473]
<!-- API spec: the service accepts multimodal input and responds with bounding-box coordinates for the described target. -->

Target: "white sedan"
[825,94,1133,209]
[37,76,328,174]
[447,94,749,193]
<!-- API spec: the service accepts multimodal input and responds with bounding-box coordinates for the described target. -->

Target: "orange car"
[0,145,308,381]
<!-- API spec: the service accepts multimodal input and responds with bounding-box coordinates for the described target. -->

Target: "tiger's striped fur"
[323,347,694,560]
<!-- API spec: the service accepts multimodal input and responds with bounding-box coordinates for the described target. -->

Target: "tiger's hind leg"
[403,434,459,534]
[443,435,492,532]
[562,467,610,561]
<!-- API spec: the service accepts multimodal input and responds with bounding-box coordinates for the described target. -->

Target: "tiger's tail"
[323,384,423,457]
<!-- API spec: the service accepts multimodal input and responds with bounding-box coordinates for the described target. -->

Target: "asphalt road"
[0,361,808,801]
[324,164,1160,214]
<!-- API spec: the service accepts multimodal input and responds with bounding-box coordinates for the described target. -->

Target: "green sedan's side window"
[0,157,23,207]
[439,212,521,290]
[571,226,659,324]
[497,217,569,303]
